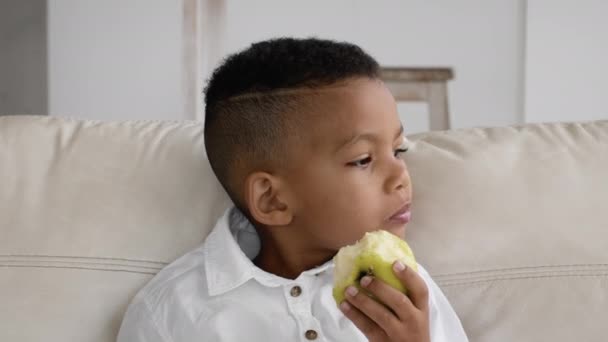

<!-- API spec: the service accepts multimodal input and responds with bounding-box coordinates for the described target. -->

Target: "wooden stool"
[380,68,454,131]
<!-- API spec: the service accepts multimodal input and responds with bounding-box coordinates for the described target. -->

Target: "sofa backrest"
[0,116,230,341]
[1,115,607,341]
[405,121,608,341]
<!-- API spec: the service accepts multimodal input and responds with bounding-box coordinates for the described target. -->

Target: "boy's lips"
[388,203,412,224]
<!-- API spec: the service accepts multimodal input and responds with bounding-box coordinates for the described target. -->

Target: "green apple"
[332,230,418,305]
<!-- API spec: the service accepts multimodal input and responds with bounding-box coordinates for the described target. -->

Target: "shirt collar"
[203,207,333,296]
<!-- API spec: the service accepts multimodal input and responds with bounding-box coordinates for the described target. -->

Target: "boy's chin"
[383,224,407,239]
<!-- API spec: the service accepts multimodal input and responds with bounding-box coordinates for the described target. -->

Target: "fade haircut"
[203,37,380,207]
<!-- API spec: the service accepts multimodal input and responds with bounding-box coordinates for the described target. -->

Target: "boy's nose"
[385,158,410,193]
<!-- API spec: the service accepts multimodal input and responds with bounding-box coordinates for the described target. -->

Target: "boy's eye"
[347,156,372,168]
[394,147,409,157]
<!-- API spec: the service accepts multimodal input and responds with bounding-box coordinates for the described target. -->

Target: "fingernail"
[346,286,358,297]
[340,301,351,312]
[393,261,406,272]
[360,276,372,287]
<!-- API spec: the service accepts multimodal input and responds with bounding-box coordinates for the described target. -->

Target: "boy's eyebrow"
[336,124,404,152]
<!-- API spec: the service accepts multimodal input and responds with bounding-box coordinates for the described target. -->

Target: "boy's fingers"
[339,301,384,338]
[344,285,400,333]
[393,261,429,312]
[359,275,416,320]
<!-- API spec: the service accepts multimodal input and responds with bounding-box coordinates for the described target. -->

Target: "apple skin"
[332,230,418,306]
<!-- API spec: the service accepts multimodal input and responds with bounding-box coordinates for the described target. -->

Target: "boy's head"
[204,38,412,251]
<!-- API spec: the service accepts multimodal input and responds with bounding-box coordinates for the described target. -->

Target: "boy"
[118,38,468,341]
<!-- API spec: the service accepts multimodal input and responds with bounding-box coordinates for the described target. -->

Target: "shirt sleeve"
[418,265,469,342]
[116,299,171,342]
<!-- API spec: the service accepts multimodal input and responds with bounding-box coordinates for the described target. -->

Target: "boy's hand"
[340,261,430,342]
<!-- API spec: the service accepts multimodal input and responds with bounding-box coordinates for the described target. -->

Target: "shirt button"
[305,329,318,340]
[290,285,302,297]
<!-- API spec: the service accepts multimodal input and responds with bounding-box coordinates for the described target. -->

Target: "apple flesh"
[332,230,418,305]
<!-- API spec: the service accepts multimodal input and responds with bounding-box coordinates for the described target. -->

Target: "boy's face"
[281,78,412,252]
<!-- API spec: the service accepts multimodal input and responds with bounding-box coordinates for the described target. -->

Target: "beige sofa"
[1,115,607,342]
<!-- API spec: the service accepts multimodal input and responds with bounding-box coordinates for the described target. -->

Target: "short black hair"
[203,37,380,207]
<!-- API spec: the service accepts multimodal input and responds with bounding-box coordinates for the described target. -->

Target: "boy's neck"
[252,232,334,280]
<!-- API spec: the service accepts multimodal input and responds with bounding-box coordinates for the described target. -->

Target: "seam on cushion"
[437,273,608,288]
[437,269,608,281]
[3,261,161,270]
[1,264,159,275]
[432,263,608,278]
[1,254,168,265]
[434,264,608,286]
[0,255,167,274]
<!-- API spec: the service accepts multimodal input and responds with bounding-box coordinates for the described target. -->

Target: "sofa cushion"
[1,115,607,341]
[0,116,230,341]
[404,120,608,341]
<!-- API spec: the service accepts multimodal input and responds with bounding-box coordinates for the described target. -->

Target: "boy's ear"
[243,172,294,226]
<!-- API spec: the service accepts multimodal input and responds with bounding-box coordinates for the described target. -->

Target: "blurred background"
[1,0,607,133]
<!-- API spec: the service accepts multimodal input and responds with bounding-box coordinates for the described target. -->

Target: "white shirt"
[117,208,468,342]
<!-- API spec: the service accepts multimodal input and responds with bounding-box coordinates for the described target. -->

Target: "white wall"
[48,0,186,120]
[43,1,607,127]
[0,0,47,116]
[219,0,526,132]
[525,0,608,123]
